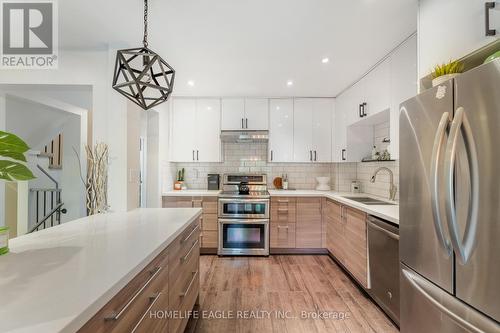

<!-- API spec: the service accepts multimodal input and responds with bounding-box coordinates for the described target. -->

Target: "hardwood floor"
[187,255,398,333]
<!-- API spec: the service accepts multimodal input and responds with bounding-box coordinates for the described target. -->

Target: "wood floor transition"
[186,255,398,333]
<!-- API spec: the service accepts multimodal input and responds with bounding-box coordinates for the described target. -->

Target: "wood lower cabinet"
[78,218,200,333]
[296,197,323,248]
[163,196,218,251]
[270,196,324,250]
[325,198,369,289]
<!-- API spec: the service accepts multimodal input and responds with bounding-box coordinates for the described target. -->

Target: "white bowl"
[316,177,331,191]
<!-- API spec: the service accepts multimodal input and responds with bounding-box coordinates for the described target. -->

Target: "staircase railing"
[29,164,66,233]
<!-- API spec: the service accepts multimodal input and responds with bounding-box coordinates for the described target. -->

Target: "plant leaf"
[0,160,35,181]
[0,150,27,162]
[0,131,30,154]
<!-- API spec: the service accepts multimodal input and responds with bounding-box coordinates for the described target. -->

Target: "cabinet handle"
[359,104,363,118]
[181,239,199,263]
[341,149,346,161]
[105,267,162,321]
[314,150,317,161]
[309,150,313,161]
[130,292,162,333]
[270,150,273,161]
[181,224,199,244]
[245,118,248,129]
[242,118,244,129]
[180,271,198,297]
[277,225,289,229]
[363,102,367,117]
[277,199,289,203]
[486,2,497,36]
[131,292,162,332]
[277,208,289,213]
[192,150,195,161]
[196,150,199,161]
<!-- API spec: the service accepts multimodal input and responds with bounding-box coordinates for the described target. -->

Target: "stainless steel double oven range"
[217,174,270,256]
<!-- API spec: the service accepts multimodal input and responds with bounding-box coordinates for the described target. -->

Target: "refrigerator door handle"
[430,111,453,256]
[402,267,498,333]
[444,107,480,265]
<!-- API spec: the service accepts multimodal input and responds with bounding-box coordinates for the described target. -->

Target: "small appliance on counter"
[207,174,220,190]
[315,177,331,191]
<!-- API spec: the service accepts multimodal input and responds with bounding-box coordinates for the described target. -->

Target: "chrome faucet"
[370,167,397,201]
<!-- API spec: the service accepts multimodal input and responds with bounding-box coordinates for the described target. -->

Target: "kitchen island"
[0,208,202,333]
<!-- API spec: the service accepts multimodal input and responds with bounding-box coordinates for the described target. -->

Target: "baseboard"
[270,248,328,255]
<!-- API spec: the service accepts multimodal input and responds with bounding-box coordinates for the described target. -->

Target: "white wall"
[0,48,133,215]
[418,0,500,78]
[0,95,5,227]
[5,96,87,228]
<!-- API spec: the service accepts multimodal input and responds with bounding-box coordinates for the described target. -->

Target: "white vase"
[432,73,460,87]
[315,177,331,191]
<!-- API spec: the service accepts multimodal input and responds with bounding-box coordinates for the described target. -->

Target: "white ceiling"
[60,0,417,97]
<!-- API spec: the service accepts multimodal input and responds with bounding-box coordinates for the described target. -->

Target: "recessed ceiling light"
[286,80,294,86]
[322,57,330,64]
[187,80,195,87]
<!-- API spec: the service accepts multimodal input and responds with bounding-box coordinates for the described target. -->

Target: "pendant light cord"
[143,0,148,47]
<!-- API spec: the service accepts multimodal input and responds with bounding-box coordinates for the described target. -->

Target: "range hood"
[220,130,269,143]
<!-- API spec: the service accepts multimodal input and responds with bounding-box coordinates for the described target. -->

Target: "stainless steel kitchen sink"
[341,196,396,205]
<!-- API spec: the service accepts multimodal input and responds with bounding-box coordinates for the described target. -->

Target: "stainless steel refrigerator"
[399,58,500,333]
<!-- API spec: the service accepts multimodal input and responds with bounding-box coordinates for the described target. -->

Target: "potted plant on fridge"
[0,131,35,255]
[432,60,464,87]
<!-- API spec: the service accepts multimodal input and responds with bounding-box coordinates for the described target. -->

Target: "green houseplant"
[432,60,464,87]
[0,131,35,255]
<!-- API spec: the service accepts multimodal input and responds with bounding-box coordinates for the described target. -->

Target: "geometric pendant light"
[112,0,175,110]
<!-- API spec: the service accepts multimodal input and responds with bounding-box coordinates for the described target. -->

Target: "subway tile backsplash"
[170,142,399,201]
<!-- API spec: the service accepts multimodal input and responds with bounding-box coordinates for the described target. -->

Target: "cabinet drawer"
[168,244,199,333]
[162,196,194,208]
[271,197,296,223]
[168,219,200,262]
[201,230,218,248]
[202,197,218,214]
[169,229,200,283]
[78,250,169,333]
[202,213,217,231]
[270,224,296,248]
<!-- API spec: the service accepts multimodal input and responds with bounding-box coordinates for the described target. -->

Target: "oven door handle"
[218,219,270,224]
[218,198,270,204]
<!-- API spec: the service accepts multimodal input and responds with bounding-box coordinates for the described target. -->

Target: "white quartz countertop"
[162,190,398,224]
[0,208,202,333]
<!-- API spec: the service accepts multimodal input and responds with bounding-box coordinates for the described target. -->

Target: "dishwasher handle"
[367,216,399,240]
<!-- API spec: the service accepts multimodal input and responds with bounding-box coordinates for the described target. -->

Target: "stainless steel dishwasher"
[367,215,400,326]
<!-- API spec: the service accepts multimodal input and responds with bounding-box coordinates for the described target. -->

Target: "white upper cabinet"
[244,98,269,130]
[293,99,314,162]
[171,99,197,163]
[364,58,391,118]
[269,99,294,162]
[221,98,245,130]
[333,95,348,162]
[195,99,221,162]
[311,99,333,163]
[221,98,269,130]
[419,0,500,78]
[389,35,417,160]
[293,98,333,163]
[344,81,364,126]
[170,98,221,162]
